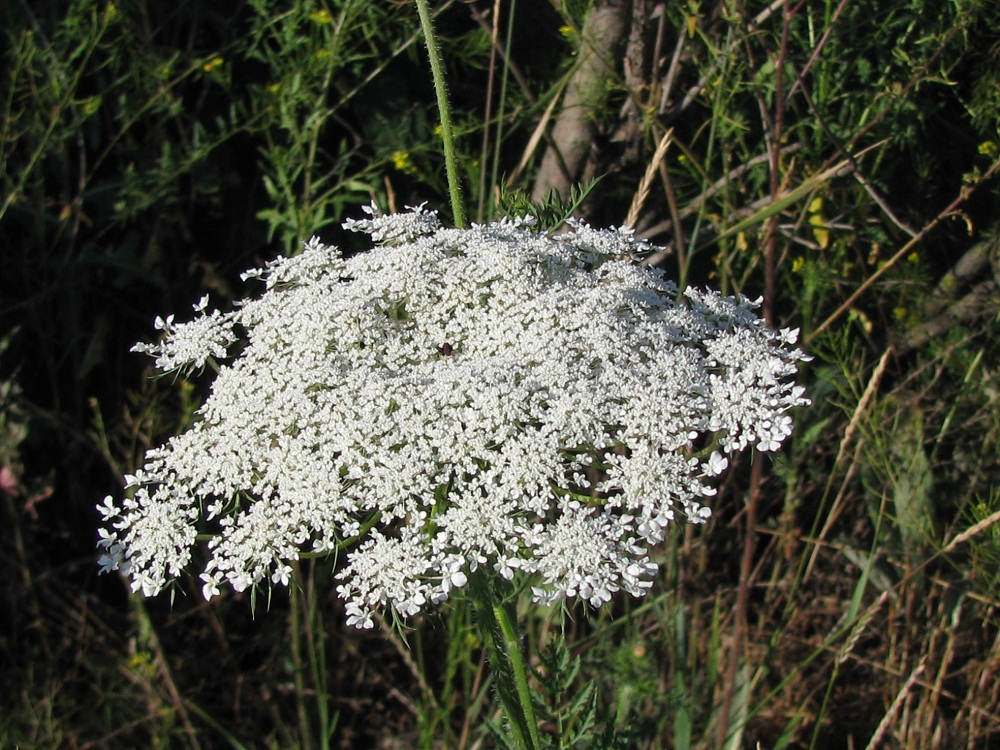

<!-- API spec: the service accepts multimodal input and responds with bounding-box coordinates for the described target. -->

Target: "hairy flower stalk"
[97,203,810,629]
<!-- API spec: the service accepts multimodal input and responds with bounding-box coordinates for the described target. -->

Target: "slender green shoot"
[414,0,466,227]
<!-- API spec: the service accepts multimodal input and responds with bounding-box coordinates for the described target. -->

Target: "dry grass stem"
[625,128,673,228]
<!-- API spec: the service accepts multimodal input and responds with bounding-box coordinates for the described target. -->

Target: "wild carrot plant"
[98,201,809,747]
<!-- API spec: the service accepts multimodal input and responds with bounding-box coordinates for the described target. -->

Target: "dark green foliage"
[496,178,603,233]
[485,637,632,750]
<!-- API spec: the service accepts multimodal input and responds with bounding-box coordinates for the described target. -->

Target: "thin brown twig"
[863,662,926,750]
[852,170,918,237]
[807,157,1000,344]
[804,348,892,582]
[719,4,795,744]
[658,20,686,114]
[785,0,848,101]
[639,144,803,239]
[466,2,534,103]
[657,155,686,277]
[939,507,1000,559]
[140,601,204,750]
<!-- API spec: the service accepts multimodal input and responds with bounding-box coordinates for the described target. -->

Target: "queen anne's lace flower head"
[98,204,810,627]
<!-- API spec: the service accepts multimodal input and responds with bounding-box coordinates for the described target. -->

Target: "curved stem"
[414,0,466,228]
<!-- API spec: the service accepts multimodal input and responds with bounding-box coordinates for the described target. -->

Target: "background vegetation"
[2,0,1000,747]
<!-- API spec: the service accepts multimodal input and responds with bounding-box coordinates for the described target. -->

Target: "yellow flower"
[392,151,413,172]
[202,56,224,73]
[848,308,873,334]
[807,196,829,249]
[308,9,332,24]
[978,141,998,157]
[791,256,805,273]
[128,651,156,679]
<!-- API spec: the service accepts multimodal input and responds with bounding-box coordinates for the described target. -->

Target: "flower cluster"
[97,204,809,628]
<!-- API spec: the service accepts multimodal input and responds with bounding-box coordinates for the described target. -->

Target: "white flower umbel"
[97,203,810,627]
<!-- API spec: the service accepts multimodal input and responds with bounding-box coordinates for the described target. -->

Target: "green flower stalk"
[414,0,466,228]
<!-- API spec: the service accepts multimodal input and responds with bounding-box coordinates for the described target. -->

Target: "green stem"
[414,0,466,228]
[467,572,541,750]
[289,577,316,750]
